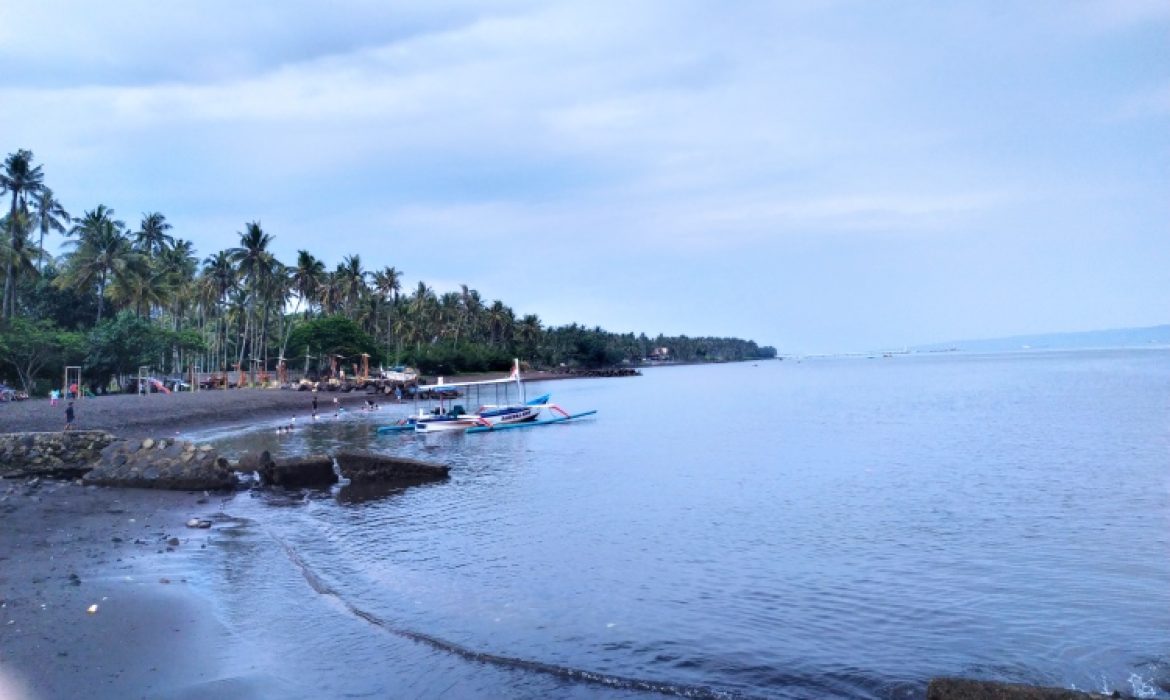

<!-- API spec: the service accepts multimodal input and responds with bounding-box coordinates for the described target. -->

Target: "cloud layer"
[2,0,1166,351]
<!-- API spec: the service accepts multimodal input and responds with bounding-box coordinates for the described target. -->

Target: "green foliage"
[402,343,513,376]
[84,312,170,390]
[16,263,98,329]
[286,315,382,367]
[0,318,84,394]
[4,148,777,390]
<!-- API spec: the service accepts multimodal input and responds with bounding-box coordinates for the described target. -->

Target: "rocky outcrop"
[334,450,449,485]
[928,679,1118,700]
[235,449,276,474]
[269,455,338,488]
[0,431,119,478]
[237,450,337,488]
[83,437,236,491]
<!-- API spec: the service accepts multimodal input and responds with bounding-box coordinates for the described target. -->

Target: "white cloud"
[1,0,1166,350]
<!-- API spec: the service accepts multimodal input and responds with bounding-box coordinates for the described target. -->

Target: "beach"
[0,480,233,700]
[0,388,377,700]
[0,387,390,439]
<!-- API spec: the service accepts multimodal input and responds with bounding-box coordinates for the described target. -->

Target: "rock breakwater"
[0,431,119,478]
[83,437,236,490]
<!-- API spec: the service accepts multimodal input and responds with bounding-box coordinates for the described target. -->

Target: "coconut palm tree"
[517,313,543,358]
[291,250,325,319]
[486,300,512,346]
[335,254,367,318]
[57,206,143,323]
[32,187,69,273]
[317,270,342,316]
[156,239,198,372]
[408,282,436,349]
[134,212,174,257]
[0,211,38,317]
[228,222,276,377]
[371,265,402,304]
[1,149,45,320]
[200,250,236,370]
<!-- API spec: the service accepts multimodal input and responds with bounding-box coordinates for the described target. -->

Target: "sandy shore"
[0,480,232,700]
[0,371,594,439]
[0,388,383,439]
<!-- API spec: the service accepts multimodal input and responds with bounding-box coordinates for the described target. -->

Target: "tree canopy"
[0,148,776,393]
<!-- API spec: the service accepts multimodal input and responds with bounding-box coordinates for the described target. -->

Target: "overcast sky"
[1,1,1166,352]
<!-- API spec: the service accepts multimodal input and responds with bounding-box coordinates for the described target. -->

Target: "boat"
[376,362,595,436]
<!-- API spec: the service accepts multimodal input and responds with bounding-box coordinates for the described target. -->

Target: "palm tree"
[0,210,38,317]
[291,250,325,318]
[408,282,435,349]
[371,266,402,304]
[134,212,174,257]
[200,250,236,370]
[487,300,512,346]
[57,205,143,323]
[335,254,367,318]
[228,222,276,378]
[1,149,45,320]
[32,187,69,273]
[317,270,341,316]
[517,313,543,358]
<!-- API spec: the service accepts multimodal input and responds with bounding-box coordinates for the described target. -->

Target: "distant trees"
[0,147,775,393]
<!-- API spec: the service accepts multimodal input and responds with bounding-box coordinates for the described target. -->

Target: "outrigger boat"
[376,360,595,435]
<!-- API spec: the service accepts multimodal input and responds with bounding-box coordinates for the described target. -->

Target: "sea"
[182,349,1170,699]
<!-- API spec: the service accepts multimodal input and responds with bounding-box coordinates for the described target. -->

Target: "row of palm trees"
[3,148,773,385]
[2,149,552,375]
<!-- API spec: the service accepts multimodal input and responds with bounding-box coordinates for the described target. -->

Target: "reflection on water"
[191,352,1170,699]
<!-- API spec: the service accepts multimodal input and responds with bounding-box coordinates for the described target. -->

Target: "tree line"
[0,149,776,395]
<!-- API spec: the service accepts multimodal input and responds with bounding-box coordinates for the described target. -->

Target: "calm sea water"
[186,350,1170,699]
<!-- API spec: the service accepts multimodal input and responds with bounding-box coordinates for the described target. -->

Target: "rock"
[334,450,449,485]
[261,454,338,488]
[236,450,276,474]
[927,679,1117,700]
[0,431,118,479]
[84,438,236,491]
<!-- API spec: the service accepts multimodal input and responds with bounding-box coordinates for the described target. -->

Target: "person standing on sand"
[63,401,75,432]
[50,388,59,406]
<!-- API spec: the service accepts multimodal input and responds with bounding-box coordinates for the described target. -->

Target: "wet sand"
[0,481,235,700]
[0,389,377,699]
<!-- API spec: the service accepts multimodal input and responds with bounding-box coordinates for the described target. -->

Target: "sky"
[1,1,1167,353]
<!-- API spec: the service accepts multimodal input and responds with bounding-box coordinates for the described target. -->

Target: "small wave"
[272,533,746,699]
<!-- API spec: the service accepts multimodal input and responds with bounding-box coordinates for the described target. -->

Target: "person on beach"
[63,401,75,431]
[50,388,59,406]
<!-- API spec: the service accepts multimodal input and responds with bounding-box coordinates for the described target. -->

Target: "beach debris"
[68,573,80,586]
[166,537,180,547]
[159,578,170,584]
[86,604,98,614]
[185,518,212,528]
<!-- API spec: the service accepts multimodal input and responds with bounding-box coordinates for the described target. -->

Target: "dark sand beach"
[0,388,378,699]
[0,387,382,438]
[0,481,232,700]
